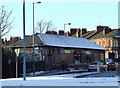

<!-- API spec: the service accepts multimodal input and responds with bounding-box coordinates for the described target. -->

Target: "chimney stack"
[70,28,77,36]
[81,28,87,36]
[97,25,111,35]
[75,29,81,37]
[59,30,64,35]
[103,26,111,35]
[65,31,70,36]
[96,25,104,32]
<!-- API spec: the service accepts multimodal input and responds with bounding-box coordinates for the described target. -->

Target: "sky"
[0,0,118,39]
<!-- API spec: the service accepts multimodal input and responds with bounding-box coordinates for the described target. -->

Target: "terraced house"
[80,26,120,62]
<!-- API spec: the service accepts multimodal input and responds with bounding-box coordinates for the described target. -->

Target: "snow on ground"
[27,69,97,77]
[1,76,118,86]
[0,70,119,86]
[53,72,100,78]
[26,71,48,76]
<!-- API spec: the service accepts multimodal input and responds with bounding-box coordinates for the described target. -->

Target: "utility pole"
[32,1,41,76]
[23,0,26,81]
[32,2,35,76]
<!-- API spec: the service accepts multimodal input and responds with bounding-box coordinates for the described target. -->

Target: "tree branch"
[37,20,56,33]
[0,6,13,37]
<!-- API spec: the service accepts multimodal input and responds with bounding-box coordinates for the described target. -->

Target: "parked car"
[107,62,116,71]
[88,61,106,71]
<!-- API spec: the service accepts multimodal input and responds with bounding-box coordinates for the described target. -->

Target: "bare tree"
[0,6,14,37]
[37,20,56,33]
[0,6,13,79]
[37,20,46,33]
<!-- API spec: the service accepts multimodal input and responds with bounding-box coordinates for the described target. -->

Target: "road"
[81,71,117,77]
[37,70,117,78]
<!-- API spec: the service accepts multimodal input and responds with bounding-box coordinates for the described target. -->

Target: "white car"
[88,61,106,71]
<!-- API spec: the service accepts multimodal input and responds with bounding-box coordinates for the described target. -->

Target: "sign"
[15,49,20,57]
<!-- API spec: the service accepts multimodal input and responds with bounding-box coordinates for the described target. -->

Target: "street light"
[64,23,71,34]
[33,1,41,76]
[23,0,26,81]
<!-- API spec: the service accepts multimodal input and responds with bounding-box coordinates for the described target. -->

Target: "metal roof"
[38,33,106,50]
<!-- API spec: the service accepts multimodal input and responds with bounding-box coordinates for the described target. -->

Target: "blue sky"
[0,1,118,39]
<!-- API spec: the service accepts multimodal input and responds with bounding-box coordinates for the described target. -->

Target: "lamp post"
[64,23,71,34]
[33,1,41,76]
[23,0,26,81]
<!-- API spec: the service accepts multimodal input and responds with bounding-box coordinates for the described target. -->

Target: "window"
[102,41,105,47]
[113,50,118,58]
[65,50,70,54]
[85,50,91,55]
[108,40,110,47]
[110,40,113,47]
[110,40,118,47]
[115,40,118,47]
[112,40,118,47]
[113,40,115,47]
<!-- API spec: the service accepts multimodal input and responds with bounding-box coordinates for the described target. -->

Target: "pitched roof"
[81,30,96,39]
[38,33,106,50]
[82,29,120,39]
[10,33,106,50]
[10,34,42,48]
[105,29,119,38]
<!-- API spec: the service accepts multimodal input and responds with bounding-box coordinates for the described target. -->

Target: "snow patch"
[1,77,118,86]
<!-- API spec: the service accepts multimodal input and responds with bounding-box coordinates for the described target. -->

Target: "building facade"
[10,33,106,71]
[70,26,120,61]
